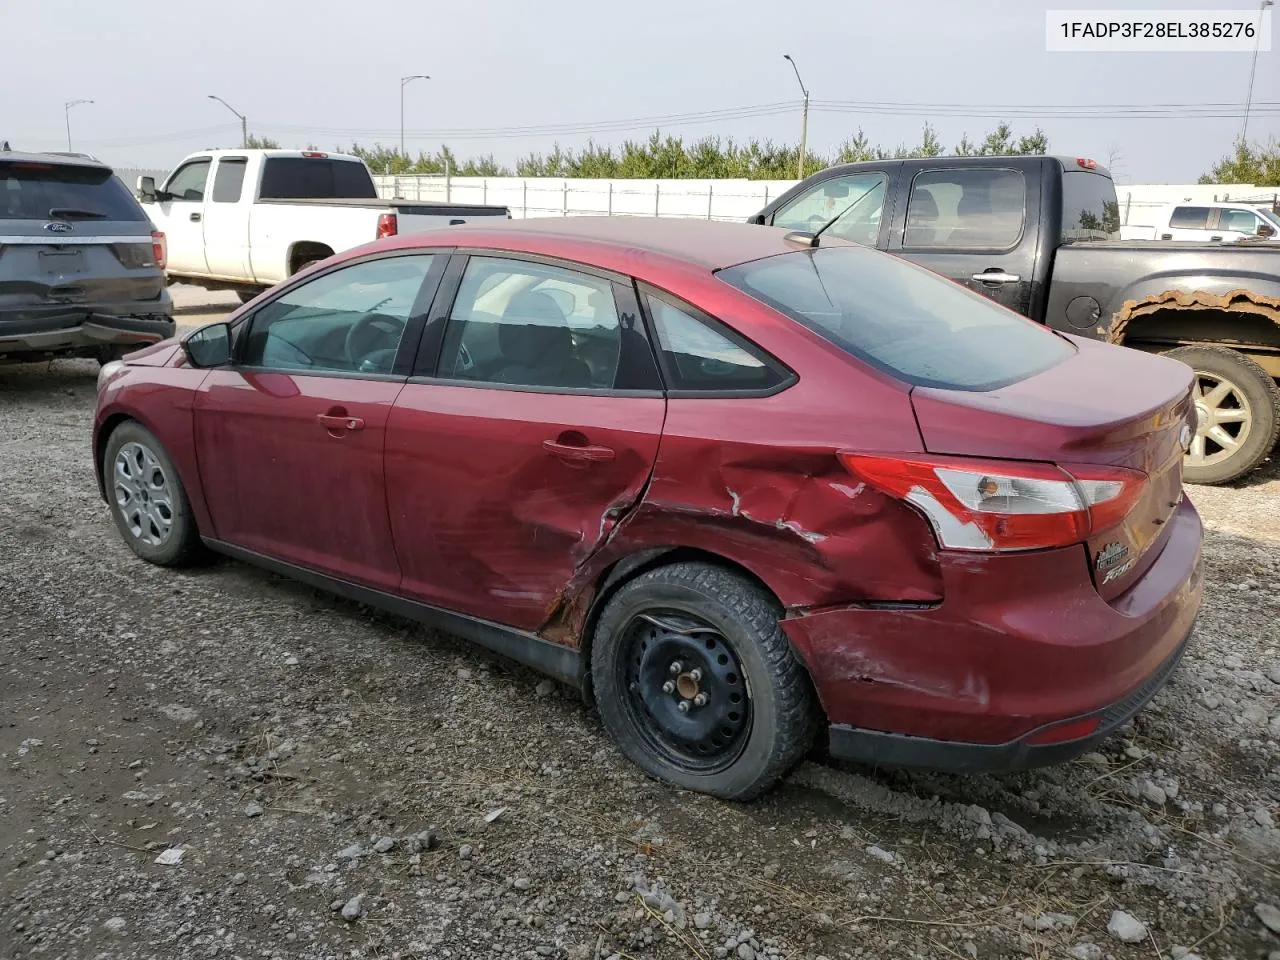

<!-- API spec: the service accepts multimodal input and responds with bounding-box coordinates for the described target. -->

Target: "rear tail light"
[151,230,167,270]
[839,453,1146,552]
[376,213,398,239]
[301,151,329,158]
[1076,157,1098,170]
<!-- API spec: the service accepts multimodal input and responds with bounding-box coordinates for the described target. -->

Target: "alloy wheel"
[1189,370,1253,468]
[113,441,174,547]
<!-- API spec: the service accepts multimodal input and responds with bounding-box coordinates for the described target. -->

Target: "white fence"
[374,174,1280,226]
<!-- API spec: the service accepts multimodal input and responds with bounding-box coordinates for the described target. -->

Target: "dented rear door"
[384,254,664,633]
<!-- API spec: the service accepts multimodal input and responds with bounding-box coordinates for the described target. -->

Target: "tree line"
[244,127,1280,186]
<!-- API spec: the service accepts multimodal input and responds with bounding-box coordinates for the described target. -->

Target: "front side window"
[771,173,888,246]
[437,257,621,390]
[211,158,247,203]
[719,245,1074,392]
[241,255,434,374]
[1168,206,1210,230]
[1220,208,1262,234]
[646,294,786,393]
[904,168,1025,249]
[164,160,211,202]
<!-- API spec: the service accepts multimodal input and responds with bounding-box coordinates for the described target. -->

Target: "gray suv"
[1,151,173,364]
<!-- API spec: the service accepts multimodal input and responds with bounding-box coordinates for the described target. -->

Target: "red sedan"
[93,218,1203,799]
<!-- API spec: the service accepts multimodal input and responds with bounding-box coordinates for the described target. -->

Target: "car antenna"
[784,183,880,248]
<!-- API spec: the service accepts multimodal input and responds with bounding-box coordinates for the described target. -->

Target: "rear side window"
[1061,171,1120,241]
[645,293,788,394]
[259,158,377,199]
[1168,206,1210,229]
[719,245,1074,392]
[0,162,147,221]
[211,158,248,203]
[904,168,1025,250]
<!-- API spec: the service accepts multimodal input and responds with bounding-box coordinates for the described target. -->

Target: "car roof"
[379,216,830,271]
[0,150,112,172]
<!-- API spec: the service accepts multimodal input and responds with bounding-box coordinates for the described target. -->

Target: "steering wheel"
[345,313,406,369]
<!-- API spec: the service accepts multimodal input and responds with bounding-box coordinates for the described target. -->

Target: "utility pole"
[208,95,247,147]
[64,99,93,151]
[400,75,430,160]
[1242,0,1274,143]
[783,55,809,180]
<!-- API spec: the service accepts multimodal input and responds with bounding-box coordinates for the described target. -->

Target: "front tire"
[591,562,818,800]
[103,421,205,566]
[1165,345,1280,485]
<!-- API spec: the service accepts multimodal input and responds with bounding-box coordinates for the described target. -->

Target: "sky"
[4,0,1276,184]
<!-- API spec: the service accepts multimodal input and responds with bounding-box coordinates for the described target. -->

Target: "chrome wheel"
[1189,370,1253,469]
[620,610,752,774]
[113,441,174,547]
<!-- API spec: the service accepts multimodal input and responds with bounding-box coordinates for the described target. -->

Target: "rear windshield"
[1061,171,1120,241]
[718,245,1074,391]
[258,158,376,200]
[1,162,146,221]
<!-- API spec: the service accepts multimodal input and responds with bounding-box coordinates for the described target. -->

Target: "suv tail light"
[151,230,167,270]
[839,453,1146,552]
[376,213,398,239]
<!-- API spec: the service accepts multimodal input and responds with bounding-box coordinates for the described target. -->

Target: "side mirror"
[137,175,157,203]
[1258,223,1276,238]
[182,322,232,368]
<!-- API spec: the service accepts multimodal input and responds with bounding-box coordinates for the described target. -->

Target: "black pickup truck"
[750,156,1280,485]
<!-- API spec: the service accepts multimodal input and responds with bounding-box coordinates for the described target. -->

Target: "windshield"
[718,245,1075,391]
[1,162,146,221]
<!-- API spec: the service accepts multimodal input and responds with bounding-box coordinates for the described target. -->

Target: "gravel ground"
[2,357,1278,960]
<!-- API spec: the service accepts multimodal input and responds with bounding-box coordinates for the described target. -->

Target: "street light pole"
[1241,0,1274,143]
[207,95,248,148]
[400,75,431,159]
[783,55,809,180]
[64,99,93,151]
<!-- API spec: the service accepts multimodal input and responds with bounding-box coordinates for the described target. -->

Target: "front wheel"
[1165,345,1280,485]
[103,421,205,566]
[590,562,818,800]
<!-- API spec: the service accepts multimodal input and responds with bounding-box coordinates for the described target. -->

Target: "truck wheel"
[1165,345,1280,485]
[590,562,819,801]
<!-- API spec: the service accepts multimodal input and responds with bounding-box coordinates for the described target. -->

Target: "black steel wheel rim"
[618,609,752,774]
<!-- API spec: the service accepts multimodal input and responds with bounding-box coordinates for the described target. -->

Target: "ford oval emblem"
[44,221,73,234]
[1179,423,1193,452]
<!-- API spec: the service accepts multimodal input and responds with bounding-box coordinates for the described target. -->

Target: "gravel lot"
[2,327,1279,960]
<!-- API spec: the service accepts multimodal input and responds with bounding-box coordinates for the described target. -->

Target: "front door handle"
[971,270,1020,284]
[542,439,615,463]
[189,212,202,222]
[317,413,365,432]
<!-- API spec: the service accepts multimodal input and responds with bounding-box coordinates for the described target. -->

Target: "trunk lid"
[909,336,1194,600]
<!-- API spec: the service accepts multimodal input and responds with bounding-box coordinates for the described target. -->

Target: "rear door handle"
[190,212,202,222]
[971,271,1020,284]
[1210,235,1222,241]
[317,413,365,432]
[542,439,615,462]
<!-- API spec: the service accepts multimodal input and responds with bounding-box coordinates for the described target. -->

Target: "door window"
[164,160,212,202]
[437,257,621,390]
[904,168,1025,249]
[1168,206,1210,230]
[772,173,887,245]
[241,255,434,374]
[211,158,248,203]
[1219,208,1262,234]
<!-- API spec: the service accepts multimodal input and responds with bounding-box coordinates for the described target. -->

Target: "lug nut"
[661,680,675,694]
[669,661,682,675]
[689,668,702,682]
[693,692,708,707]
[677,700,691,713]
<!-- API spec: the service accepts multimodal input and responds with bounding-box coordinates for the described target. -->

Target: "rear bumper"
[0,299,174,358]
[783,498,1204,773]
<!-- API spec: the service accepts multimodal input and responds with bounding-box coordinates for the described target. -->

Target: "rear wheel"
[103,421,205,566]
[591,562,818,800]
[1165,345,1280,485]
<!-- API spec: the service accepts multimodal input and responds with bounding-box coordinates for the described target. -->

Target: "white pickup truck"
[138,149,509,301]
[1118,201,1280,242]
